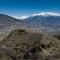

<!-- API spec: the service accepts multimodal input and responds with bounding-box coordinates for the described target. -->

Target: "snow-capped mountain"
[24,12,60,32]
[26,12,60,27]
[32,12,60,16]
[0,12,60,34]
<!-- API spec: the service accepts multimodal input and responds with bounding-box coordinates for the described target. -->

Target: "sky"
[0,0,60,17]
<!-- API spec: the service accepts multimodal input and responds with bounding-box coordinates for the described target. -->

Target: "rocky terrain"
[0,13,60,60]
[1,13,60,36]
[0,29,60,60]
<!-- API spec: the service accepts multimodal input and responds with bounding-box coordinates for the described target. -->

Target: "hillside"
[0,14,25,39]
[0,14,25,30]
[0,13,60,35]
[0,29,60,60]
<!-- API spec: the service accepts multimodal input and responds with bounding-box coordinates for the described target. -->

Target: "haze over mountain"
[0,12,60,60]
[25,12,60,27]
[23,12,60,32]
[0,12,60,35]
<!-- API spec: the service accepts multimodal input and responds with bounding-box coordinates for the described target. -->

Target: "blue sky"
[0,0,60,16]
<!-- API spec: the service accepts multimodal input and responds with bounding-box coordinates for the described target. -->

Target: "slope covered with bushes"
[0,29,60,60]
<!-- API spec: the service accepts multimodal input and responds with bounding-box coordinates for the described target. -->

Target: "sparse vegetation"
[0,29,60,60]
[54,33,60,40]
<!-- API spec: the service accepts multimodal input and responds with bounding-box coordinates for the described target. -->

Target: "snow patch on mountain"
[13,15,29,20]
[13,12,60,19]
[19,16,29,19]
[32,12,60,16]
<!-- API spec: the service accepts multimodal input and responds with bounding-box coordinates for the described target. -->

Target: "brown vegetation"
[0,29,60,60]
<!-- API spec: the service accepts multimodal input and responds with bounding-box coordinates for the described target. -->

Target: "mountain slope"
[26,16,60,27]
[0,13,60,35]
[0,14,25,39]
[0,14,24,31]
[0,29,60,60]
[24,12,60,32]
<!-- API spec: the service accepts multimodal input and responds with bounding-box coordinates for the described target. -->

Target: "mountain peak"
[32,12,60,17]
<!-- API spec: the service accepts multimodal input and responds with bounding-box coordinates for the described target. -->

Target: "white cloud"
[13,15,29,19]
[32,12,60,16]
[12,12,60,20]
[12,16,20,19]
[19,16,29,19]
